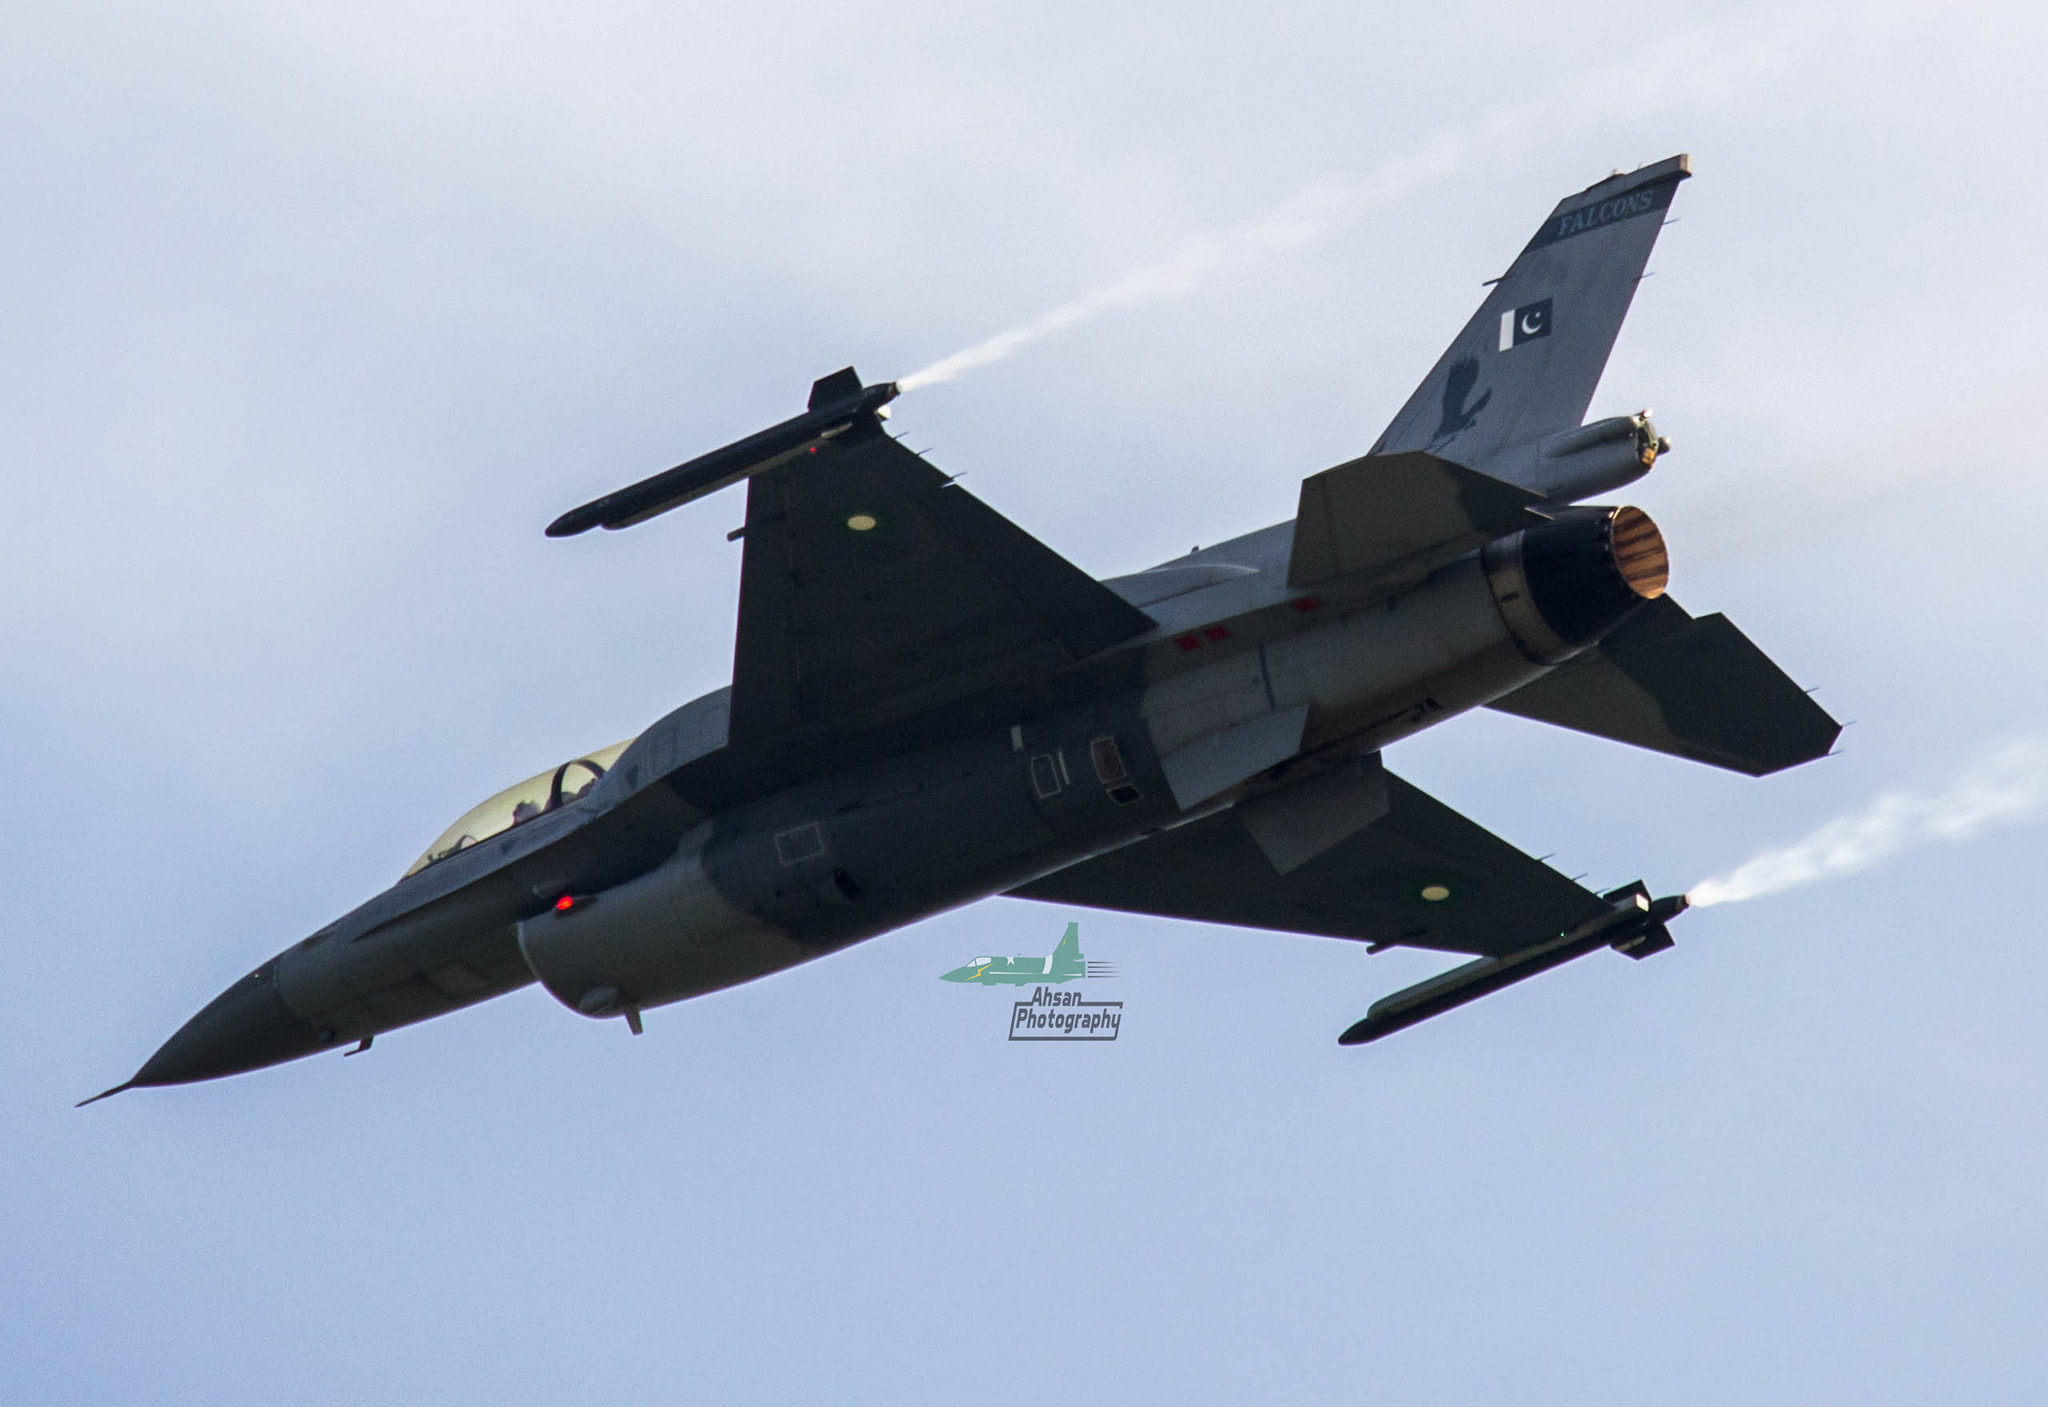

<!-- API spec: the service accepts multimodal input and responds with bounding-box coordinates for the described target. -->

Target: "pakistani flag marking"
[1496,297,1554,351]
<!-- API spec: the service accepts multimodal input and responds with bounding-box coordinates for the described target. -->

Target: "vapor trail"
[895,175,1389,391]
[1688,737,2048,908]
[894,13,1831,394]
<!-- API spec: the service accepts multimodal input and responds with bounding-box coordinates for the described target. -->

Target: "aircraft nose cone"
[130,959,328,1089]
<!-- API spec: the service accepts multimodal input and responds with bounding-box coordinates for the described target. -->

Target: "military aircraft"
[84,153,1839,1102]
[940,921,1113,986]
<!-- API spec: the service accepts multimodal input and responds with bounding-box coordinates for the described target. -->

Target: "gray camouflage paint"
[96,153,1786,1096]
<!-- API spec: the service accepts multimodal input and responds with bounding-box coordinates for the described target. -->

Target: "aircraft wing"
[728,426,1156,744]
[1487,594,1841,775]
[1007,769,1614,957]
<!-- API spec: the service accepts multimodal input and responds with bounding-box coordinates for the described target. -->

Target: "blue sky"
[6,2,2048,1401]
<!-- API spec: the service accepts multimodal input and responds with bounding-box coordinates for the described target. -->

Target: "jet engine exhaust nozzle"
[1608,505,1669,600]
[1484,504,1668,664]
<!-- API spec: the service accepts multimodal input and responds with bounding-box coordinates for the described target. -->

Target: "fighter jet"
[84,153,1840,1102]
[940,921,1112,986]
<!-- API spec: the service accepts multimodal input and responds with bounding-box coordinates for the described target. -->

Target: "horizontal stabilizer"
[1288,451,1541,588]
[1487,595,1840,775]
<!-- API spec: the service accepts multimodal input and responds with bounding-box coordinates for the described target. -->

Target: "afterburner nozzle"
[1484,504,1669,663]
[1610,505,1668,599]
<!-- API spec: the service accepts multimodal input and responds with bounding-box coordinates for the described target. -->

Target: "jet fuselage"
[122,505,1653,1089]
[98,156,1834,1099]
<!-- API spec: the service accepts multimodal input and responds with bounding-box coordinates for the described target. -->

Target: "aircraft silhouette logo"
[940,921,1116,986]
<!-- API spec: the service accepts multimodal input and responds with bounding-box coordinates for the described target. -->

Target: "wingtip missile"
[545,370,900,538]
[1338,889,1690,1045]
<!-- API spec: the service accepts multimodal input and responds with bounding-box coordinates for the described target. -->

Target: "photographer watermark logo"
[939,921,1121,1041]
[1006,985,1121,1041]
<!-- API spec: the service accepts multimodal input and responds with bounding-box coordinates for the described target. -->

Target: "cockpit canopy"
[404,739,634,879]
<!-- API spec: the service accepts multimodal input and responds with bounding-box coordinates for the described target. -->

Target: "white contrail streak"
[894,13,1832,394]
[895,172,1411,391]
[896,128,1499,391]
[1688,737,2048,908]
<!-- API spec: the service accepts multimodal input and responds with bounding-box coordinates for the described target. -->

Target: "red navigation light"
[554,894,575,912]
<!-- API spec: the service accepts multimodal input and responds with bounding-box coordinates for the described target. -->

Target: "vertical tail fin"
[1053,921,1081,963]
[1370,156,1689,483]
[1049,921,1092,980]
